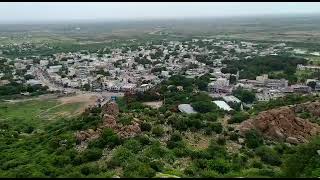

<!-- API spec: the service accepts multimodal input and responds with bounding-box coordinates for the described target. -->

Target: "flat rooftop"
[213,100,233,111]
[178,104,197,114]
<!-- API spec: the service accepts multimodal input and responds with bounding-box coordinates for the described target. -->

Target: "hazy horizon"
[1,2,320,24]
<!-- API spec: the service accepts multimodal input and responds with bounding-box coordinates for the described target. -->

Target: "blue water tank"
[111,96,117,101]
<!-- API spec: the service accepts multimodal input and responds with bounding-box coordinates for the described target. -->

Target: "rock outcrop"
[292,101,320,117]
[238,104,320,144]
[102,101,119,117]
[75,101,141,146]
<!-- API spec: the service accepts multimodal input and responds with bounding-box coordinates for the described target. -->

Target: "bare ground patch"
[142,101,163,109]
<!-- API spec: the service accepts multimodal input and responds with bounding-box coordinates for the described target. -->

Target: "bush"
[89,128,120,149]
[228,112,250,124]
[140,122,152,132]
[251,160,263,169]
[123,139,142,153]
[207,140,228,159]
[217,136,226,145]
[200,170,220,178]
[229,132,239,141]
[80,164,100,176]
[244,129,264,149]
[255,146,282,166]
[202,112,218,122]
[148,160,165,172]
[191,101,217,113]
[123,160,156,178]
[233,88,256,104]
[118,114,134,125]
[135,135,151,146]
[167,132,184,149]
[81,148,103,162]
[282,136,320,177]
[152,125,164,137]
[209,122,223,134]
[207,159,231,174]
[110,147,134,167]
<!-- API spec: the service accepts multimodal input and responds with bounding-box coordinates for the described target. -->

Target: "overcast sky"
[0,2,320,22]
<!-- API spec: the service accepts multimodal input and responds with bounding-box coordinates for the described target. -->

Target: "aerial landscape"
[1,2,320,178]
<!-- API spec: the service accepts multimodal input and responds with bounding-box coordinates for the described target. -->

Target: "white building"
[213,100,233,111]
[26,79,42,86]
[121,83,137,92]
[161,71,170,77]
[178,104,197,114]
[222,95,241,104]
[48,65,62,73]
[40,60,49,67]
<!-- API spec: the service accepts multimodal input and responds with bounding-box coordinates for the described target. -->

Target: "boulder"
[286,137,299,144]
[102,102,119,117]
[238,105,320,144]
[102,114,117,128]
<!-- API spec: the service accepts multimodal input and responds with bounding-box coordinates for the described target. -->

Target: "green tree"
[233,88,256,104]
[244,129,264,149]
[191,101,217,113]
[228,112,250,124]
[282,136,320,177]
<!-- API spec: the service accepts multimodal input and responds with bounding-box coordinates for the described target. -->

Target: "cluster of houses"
[1,38,320,106]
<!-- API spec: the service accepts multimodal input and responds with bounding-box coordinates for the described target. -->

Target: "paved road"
[34,66,125,98]
[34,67,77,93]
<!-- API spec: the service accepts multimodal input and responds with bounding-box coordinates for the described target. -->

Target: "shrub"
[152,125,164,137]
[202,112,218,122]
[191,101,217,113]
[200,170,220,178]
[135,135,151,146]
[167,132,184,149]
[105,134,121,148]
[244,129,264,149]
[140,122,152,132]
[123,139,142,153]
[217,136,226,145]
[251,160,263,169]
[255,146,282,166]
[123,160,156,178]
[80,164,100,176]
[207,159,231,174]
[207,140,228,159]
[148,160,165,172]
[118,114,134,125]
[282,136,320,177]
[210,122,223,134]
[81,148,103,162]
[229,132,239,141]
[228,112,250,124]
[89,128,120,149]
[110,147,134,167]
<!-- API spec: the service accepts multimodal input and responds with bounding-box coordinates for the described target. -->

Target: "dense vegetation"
[0,82,49,97]
[1,75,320,178]
[222,55,308,84]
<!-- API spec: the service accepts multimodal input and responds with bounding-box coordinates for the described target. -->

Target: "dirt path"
[58,93,99,113]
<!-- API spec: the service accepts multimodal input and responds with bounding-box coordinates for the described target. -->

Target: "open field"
[0,93,99,130]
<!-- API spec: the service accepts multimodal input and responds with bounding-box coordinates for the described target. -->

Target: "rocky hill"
[75,101,141,151]
[237,101,320,144]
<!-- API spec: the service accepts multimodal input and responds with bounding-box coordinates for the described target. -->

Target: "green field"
[0,99,84,130]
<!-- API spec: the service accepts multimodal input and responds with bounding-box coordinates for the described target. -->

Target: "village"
[1,38,320,112]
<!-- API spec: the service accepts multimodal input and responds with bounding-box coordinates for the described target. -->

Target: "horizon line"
[0,12,319,25]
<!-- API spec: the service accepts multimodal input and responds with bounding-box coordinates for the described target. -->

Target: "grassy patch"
[0,99,84,130]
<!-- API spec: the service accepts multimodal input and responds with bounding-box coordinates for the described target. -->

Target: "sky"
[0,2,320,23]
